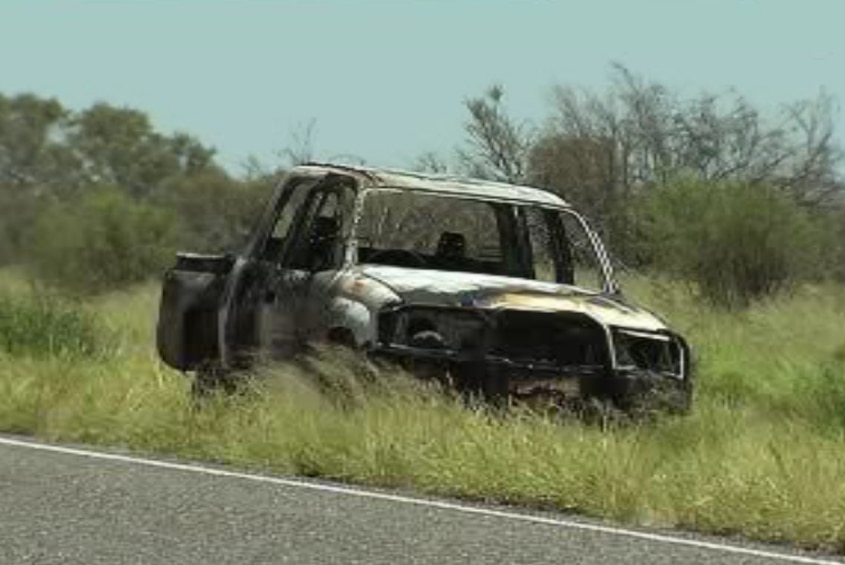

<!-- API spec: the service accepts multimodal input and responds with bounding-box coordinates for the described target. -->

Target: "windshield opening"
[354,189,608,291]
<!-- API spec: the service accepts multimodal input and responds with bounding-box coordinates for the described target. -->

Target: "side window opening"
[263,180,312,262]
[288,188,350,271]
[263,176,354,272]
[558,212,605,292]
[521,207,604,291]
[355,190,507,275]
[523,207,565,284]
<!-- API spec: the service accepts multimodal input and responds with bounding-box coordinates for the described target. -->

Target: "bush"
[151,172,274,253]
[638,179,833,307]
[0,189,41,266]
[26,185,180,294]
[0,290,111,358]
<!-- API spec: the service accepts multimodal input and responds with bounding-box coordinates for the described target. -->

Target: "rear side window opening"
[353,189,608,291]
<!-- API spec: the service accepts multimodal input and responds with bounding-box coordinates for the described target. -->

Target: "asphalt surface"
[0,436,842,565]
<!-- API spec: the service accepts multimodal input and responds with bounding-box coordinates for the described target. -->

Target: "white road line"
[0,436,840,565]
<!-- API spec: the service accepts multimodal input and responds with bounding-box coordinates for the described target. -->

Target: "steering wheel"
[367,248,428,268]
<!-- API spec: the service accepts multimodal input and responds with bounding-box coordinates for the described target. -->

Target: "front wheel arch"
[326,326,358,348]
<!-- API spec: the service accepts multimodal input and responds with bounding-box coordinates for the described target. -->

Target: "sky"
[2,0,843,175]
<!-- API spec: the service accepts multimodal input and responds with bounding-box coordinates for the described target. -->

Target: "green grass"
[1,271,845,552]
[0,273,114,359]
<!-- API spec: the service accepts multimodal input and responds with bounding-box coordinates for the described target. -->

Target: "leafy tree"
[0,187,42,265]
[638,178,834,307]
[0,94,218,198]
[27,185,181,294]
[0,93,77,189]
[66,103,216,198]
[151,172,275,253]
[537,64,843,211]
[526,135,625,247]
[0,93,223,274]
[447,65,844,269]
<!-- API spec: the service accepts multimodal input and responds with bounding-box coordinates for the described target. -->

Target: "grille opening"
[615,331,682,374]
[377,311,398,344]
[406,317,436,339]
[491,311,608,367]
[381,307,486,351]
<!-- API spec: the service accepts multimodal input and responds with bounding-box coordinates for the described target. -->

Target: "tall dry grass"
[1,271,844,552]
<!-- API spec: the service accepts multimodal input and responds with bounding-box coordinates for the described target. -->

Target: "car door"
[156,251,236,371]
[260,182,355,358]
[218,174,321,368]
[220,174,355,366]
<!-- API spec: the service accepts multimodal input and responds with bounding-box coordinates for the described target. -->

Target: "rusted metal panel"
[157,162,693,412]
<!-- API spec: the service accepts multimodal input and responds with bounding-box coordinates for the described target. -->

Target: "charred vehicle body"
[157,164,693,411]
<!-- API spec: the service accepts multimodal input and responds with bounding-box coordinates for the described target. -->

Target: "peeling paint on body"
[157,163,693,412]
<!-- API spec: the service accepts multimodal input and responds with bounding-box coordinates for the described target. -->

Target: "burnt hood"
[355,265,667,333]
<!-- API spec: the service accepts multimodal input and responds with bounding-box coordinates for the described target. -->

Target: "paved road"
[0,436,841,565]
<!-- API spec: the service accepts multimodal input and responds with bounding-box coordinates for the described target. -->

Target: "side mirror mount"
[174,251,236,275]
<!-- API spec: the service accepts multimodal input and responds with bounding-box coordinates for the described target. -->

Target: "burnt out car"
[157,163,693,411]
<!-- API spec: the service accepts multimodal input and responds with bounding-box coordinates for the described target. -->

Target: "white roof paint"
[296,163,570,207]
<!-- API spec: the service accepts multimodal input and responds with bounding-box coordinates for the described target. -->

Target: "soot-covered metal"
[157,163,694,412]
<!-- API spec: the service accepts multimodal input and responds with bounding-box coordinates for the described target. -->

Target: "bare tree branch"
[458,85,534,183]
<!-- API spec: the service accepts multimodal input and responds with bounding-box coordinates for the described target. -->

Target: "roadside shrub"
[0,290,111,358]
[0,189,41,266]
[834,207,845,282]
[803,361,845,433]
[26,185,180,294]
[638,179,832,308]
[151,172,274,253]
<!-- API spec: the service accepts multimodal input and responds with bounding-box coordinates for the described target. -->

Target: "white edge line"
[0,436,841,565]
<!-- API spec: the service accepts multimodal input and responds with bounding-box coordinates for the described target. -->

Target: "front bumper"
[369,343,690,411]
[372,305,692,412]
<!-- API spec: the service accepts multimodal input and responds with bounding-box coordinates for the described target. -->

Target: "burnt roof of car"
[295,162,570,207]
